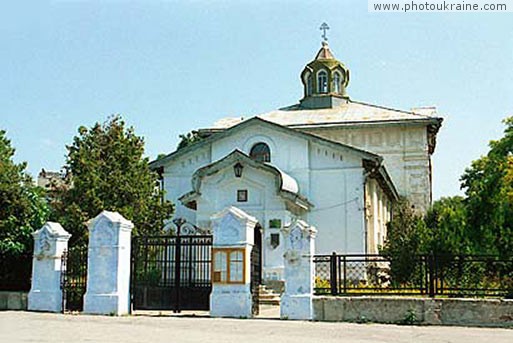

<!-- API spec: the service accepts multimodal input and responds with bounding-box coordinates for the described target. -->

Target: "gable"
[150,117,382,171]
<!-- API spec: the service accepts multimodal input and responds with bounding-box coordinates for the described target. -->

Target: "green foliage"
[380,197,428,284]
[50,116,174,245]
[355,315,370,324]
[0,130,50,256]
[400,309,418,325]
[137,267,162,286]
[177,131,202,150]
[424,196,469,255]
[460,117,513,257]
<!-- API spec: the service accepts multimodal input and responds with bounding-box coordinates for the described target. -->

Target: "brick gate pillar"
[83,211,133,315]
[210,206,257,318]
[28,222,71,312]
[280,219,316,320]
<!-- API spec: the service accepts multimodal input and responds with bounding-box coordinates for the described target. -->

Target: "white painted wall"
[160,121,392,265]
[302,124,432,212]
[196,164,289,280]
[365,179,392,254]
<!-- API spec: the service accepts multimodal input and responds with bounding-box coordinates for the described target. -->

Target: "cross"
[319,22,330,42]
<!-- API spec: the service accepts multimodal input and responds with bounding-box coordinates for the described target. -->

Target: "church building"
[151,39,443,282]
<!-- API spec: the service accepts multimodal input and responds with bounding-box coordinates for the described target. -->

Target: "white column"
[210,206,257,318]
[280,219,316,320]
[83,211,133,315]
[28,222,71,312]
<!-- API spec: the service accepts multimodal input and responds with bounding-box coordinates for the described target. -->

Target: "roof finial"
[319,22,330,42]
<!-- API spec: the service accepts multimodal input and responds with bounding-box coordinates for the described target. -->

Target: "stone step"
[257,284,281,305]
[258,293,280,300]
[259,297,280,306]
[258,289,280,296]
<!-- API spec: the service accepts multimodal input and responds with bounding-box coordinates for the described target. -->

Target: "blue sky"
[1,1,512,200]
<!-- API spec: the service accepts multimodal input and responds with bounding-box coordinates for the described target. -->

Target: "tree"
[380,197,428,284]
[51,116,174,245]
[0,130,50,256]
[177,131,202,150]
[460,117,513,257]
[424,196,469,256]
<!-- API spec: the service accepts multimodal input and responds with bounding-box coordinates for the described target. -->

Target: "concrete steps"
[258,285,280,306]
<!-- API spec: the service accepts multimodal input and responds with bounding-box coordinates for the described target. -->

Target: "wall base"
[83,293,129,315]
[28,290,62,312]
[210,290,252,318]
[313,296,513,327]
[281,294,313,320]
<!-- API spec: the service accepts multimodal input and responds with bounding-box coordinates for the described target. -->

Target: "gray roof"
[212,100,442,129]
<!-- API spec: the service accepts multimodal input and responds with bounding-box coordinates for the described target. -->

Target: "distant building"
[37,169,66,190]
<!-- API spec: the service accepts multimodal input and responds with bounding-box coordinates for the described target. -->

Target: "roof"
[211,100,442,129]
[150,116,382,170]
[315,41,336,60]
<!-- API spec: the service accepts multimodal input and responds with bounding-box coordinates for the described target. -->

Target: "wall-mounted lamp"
[233,163,243,178]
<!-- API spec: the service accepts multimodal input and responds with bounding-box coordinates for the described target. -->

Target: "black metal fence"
[60,245,88,312]
[131,234,212,312]
[0,252,32,292]
[314,253,513,298]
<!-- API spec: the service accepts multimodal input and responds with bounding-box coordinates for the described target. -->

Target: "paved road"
[1,311,512,343]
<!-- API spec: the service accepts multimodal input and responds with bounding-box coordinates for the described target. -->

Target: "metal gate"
[250,227,262,316]
[131,234,212,312]
[60,245,88,312]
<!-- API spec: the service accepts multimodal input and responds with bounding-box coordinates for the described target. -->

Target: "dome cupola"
[299,40,350,109]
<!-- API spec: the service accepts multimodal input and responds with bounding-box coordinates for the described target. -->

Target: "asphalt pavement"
[1,310,512,343]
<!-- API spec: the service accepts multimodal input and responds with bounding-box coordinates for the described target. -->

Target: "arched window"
[317,70,328,93]
[250,142,271,163]
[333,72,341,93]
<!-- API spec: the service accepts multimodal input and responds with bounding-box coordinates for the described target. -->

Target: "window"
[317,70,328,93]
[212,248,246,284]
[269,219,282,229]
[249,142,271,163]
[213,250,227,283]
[270,233,280,249]
[229,250,244,282]
[333,72,341,93]
[237,189,248,202]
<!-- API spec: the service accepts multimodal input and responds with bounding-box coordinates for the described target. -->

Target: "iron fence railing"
[131,234,213,312]
[314,253,513,298]
[60,244,88,312]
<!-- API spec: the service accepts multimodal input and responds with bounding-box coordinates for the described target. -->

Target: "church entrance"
[250,224,263,315]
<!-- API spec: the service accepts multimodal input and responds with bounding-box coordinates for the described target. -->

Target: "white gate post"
[28,222,71,312]
[83,211,133,315]
[280,220,316,320]
[210,206,257,318]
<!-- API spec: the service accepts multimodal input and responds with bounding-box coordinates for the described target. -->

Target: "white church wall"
[195,165,290,280]
[212,123,309,172]
[158,121,390,261]
[161,146,212,225]
[302,124,432,212]
[163,174,196,223]
[307,168,365,255]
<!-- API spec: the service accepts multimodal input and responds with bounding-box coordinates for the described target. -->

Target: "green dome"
[299,42,350,109]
